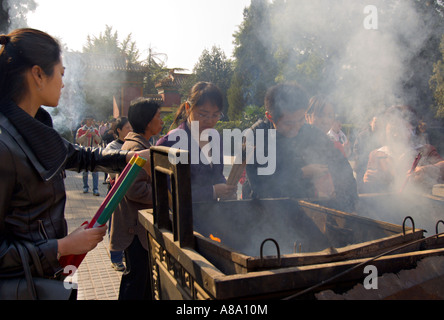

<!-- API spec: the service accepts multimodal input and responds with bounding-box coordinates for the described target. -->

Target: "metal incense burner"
[138,146,444,300]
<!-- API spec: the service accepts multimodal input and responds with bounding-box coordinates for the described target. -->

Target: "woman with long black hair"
[0,28,150,298]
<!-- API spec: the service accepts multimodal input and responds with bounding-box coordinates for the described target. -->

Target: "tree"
[143,47,170,95]
[193,46,233,115]
[267,0,444,123]
[227,72,245,120]
[0,0,37,32]
[395,0,444,120]
[228,0,278,120]
[82,26,142,120]
[0,0,9,32]
[83,25,140,61]
[430,35,444,119]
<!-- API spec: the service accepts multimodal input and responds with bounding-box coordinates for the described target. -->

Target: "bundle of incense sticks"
[227,162,246,186]
[226,145,255,186]
[60,154,147,271]
[399,152,422,193]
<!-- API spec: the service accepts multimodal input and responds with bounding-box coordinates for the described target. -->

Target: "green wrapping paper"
[94,155,147,227]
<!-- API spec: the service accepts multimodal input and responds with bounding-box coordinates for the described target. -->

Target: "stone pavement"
[64,170,122,300]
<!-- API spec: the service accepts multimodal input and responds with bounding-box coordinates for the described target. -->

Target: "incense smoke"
[7,0,444,242]
[255,0,444,233]
[1,0,36,32]
[52,51,90,140]
[266,0,439,125]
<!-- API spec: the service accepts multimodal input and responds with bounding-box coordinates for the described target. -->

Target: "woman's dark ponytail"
[0,35,10,46]
[0,28,61,104]
[169,101,189,131]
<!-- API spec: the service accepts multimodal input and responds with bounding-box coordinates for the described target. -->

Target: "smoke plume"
[268,0,439,125]
[1,0,36,32]
[246,0,444,234]
[47,51,90,140]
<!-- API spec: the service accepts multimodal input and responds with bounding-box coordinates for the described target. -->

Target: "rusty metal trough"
[138,146,444,300]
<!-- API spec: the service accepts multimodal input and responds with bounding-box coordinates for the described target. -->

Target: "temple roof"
[156,70,192,88]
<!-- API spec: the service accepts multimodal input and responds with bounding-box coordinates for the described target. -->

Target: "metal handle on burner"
[402,216,415,237]
[436,220,444,240]
[260,238,281,267]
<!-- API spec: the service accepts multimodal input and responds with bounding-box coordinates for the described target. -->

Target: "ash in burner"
[193,199,368,257]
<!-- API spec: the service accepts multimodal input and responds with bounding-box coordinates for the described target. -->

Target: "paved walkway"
[64,170,122,300]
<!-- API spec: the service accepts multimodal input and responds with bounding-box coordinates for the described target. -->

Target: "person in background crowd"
[363,105,444,193]
[304,95,352,198]
[328,119,351,158]
[110,98,163,300]
[104,117,132,272]
[244,83,358,212]
[353,113,384,192]
[72,120,84,143]
[102,118,117,146]
[76,116,102,196]
[0,28,151,299]
[99,121,108,137]
[105,117,132,160]
[416,120,430,146]
[101,118,117,184]
[305,95,347,158]
[156,81,236,201]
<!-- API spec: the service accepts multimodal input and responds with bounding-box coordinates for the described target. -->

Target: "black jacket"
[0,111,128,278]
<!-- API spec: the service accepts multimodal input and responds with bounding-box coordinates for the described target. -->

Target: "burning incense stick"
[226,144,255,186]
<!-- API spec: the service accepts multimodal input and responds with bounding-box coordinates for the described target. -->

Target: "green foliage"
[215,105,265,134]
[0,0,8,32]
[81,26,171,119]
[143,48,170,95]
[214,120,244,133]
[158,105,265,138]
[83,25,140,61]
[81,26,144,120]
[430,35,444,119]
[160,109,177,136]
[178,73,197,101]
[274,50,325,95]
[242,105,265,125]
[228,0,278,117]
[193,46,234,115]
[227,72,246,120]
[228,0,444,123]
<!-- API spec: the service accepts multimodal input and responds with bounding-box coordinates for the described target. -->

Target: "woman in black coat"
[0,29,150,286]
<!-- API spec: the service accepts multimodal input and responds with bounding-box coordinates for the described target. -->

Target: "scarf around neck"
[1,100,68,180]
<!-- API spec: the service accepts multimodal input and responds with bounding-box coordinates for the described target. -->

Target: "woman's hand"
[213,184,237,200]
[57,224,107,257]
